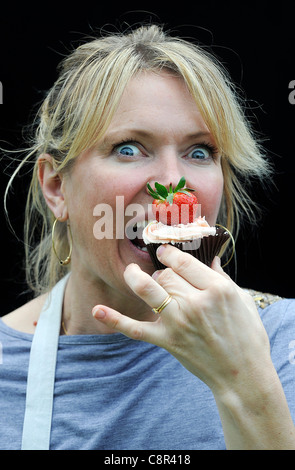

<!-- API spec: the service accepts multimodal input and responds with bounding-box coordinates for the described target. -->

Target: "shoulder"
[244,288,295,341]
[1,294,48,334]
[243,288,285,310]
[244,293,295,425]
[261,297,295,347]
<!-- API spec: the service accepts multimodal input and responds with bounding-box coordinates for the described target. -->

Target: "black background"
[0,2,294,315]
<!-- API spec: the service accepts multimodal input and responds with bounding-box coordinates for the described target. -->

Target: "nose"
[146,159,192,195]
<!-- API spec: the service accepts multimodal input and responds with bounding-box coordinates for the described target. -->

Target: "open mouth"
[126,220,149,252]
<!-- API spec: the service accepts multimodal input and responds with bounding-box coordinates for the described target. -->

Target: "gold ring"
[152,295,172,315]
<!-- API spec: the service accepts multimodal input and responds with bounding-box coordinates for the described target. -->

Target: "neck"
[62,270,153,335]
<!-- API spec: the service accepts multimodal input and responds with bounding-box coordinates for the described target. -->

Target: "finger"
[211,256,248,299]
[92,305,164,345]
[156,244,220,289]
[211,256,232,280]
[152,266,196,301]
[124,263,178,315]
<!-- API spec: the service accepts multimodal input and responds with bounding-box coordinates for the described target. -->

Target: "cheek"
[64,166,142,244]
[195,171,223,225]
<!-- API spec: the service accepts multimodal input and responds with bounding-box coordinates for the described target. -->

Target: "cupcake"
[144,177,230,270]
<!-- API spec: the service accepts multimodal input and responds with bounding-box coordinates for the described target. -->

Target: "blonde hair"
[5,24,271,295]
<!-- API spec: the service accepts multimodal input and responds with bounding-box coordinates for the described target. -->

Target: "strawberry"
[147,176,198,225]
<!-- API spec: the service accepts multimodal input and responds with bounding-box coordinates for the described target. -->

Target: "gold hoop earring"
[215,224,235,268]
[52,218,73,266]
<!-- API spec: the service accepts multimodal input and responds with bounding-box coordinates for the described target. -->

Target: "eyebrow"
[103,128,213,144]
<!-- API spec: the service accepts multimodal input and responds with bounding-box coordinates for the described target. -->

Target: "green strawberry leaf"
[147,182,160,199]
[166,193,174,205]
[174,176,186,193]
[155,182,168,198]
[147,177,195,203]
[179,189,194,196]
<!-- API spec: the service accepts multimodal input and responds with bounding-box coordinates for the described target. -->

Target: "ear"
[38,154,68,221]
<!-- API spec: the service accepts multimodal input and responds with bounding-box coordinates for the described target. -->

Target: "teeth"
[139,246,148,252]
[126,220,152,253]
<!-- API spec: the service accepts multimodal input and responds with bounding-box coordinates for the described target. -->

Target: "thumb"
[92,305,151,342]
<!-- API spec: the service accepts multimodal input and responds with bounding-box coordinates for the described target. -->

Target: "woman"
[1,24,294,450]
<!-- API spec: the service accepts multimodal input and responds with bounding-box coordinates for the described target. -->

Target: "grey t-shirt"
[0,298,294,450]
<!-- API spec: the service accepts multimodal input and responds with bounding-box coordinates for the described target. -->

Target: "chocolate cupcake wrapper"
[146,227,230,270]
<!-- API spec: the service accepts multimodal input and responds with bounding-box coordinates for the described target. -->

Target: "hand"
[92,244,271,396]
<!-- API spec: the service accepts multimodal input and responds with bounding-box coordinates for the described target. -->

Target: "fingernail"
[152,270,161,280]
[92,307,105,319]
[215,256,221,266]
[156,244,166,258]
[124,263,141,275]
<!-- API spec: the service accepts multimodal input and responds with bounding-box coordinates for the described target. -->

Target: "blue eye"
[116,143,140,157]
[188,146,210,160]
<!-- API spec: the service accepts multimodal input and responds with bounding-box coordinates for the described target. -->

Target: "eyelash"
[113,138,139,147]
[199,142,218,154]
[190,142,219,159]
[113,138,138,149]
[112,139,219,159]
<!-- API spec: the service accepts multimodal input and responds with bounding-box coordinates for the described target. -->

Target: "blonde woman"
[1,25,294,450]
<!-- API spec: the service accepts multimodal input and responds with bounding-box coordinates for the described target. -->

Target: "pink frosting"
[142,216,216,244]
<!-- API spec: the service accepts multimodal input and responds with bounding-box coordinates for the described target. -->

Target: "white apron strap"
[21,274,70,450]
